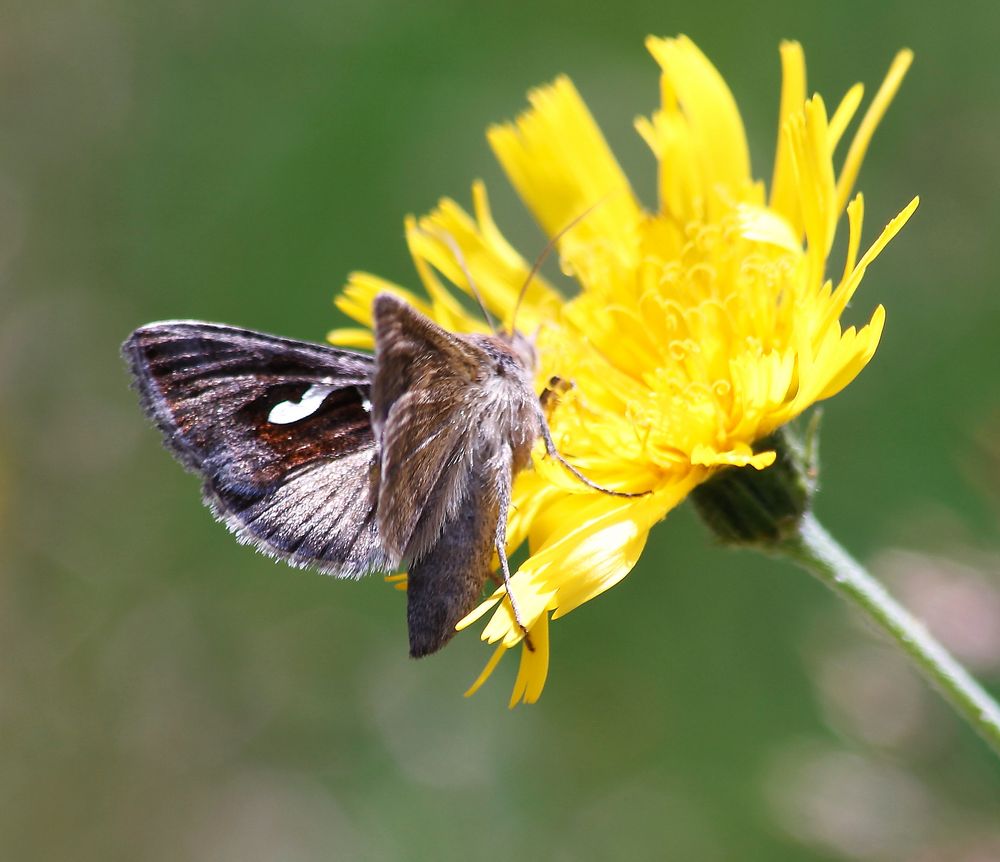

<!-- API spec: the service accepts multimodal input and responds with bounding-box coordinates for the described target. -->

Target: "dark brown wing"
[370,293,483,437]
[372,294,490,561]
[123,320,393,578]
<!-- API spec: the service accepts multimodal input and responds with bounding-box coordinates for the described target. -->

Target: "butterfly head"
[465,328,538,382]
[498,327,537,376]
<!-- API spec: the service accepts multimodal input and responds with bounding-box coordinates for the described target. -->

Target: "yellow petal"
[509,613,550,707]
[737,203,802,253]
[480,577,556,647]
[836,50,913,215]
[326,327,374,350]
[647,35,753,215]
[384,572,409,593]
[456,592,502,631]
[405,215,479,332]
[815,304,886,401]
[637,95,702,224]
[691,444,776,470]
[840,193,865,286]
[488,76,642,277]
[828,83,864,154]
[821,196,919,332]
[530,484,689,615]
[335,273,431,327]
[470,180,565,332]
[788,95,838,266]
[770,40,806,228]
[464,641,507,698]
[407,184,564,334]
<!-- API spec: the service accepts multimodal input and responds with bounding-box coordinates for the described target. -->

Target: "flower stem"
[781,512,1000,757]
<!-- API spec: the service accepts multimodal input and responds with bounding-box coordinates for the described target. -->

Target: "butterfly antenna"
[508,191,619,338]
[429,229,498,334]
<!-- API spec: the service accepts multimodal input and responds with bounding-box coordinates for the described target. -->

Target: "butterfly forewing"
[372,294,491,560]
[123,321,393,577]
[372,294,544,654]
[370,295,483,433]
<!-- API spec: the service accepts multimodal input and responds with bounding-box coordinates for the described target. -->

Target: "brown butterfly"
[124,230,642,657]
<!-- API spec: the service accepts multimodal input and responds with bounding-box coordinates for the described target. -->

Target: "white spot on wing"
[268,384,336,424]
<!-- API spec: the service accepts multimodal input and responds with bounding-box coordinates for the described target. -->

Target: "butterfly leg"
[539,375,572,415]
[494,472,536,653]
[538,412,650,499]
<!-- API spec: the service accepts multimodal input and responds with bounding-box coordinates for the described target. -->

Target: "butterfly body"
[372,297,546,654]
[124,294,546,656]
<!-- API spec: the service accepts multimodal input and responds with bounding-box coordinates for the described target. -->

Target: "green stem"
[782,512,1000,757]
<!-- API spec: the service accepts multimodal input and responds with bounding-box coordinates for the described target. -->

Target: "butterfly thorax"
[464,332,542,472]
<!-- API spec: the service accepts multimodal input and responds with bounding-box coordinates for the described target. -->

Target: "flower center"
[546,212,806,474]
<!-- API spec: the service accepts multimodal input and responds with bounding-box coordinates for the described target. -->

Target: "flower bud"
[690,417,820,546]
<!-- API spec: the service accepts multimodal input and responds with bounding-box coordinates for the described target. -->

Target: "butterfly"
[125,289,646,657]
[123,194,650,657]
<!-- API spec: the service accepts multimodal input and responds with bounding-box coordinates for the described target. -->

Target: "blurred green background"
[3,1,1000,859]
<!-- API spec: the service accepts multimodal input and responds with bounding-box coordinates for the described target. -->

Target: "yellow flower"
[330,36,918,706]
